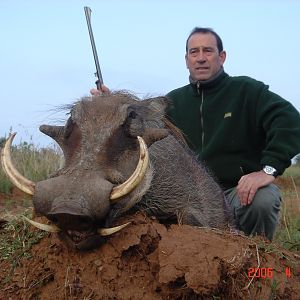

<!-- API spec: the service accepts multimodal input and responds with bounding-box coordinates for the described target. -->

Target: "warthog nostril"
[48,215,58,224]
[48,213,94,231]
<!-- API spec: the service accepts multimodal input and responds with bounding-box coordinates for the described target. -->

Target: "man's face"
[185,32,226,81]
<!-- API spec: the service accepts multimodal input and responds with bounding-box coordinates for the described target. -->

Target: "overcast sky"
[1,0,299,147]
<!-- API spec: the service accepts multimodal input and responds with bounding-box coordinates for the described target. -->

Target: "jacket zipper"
[197,82,204,150]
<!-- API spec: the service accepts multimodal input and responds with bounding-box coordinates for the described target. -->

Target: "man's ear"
[185,53,188,68]
[220,50,226,65]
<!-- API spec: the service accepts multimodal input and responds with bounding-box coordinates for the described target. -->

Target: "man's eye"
[204,48,214,54]
[189,49,198,56]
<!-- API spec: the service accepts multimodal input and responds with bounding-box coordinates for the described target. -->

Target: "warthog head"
[1,92,172,250]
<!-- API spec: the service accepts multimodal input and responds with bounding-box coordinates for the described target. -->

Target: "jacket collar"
[189,67,227,90]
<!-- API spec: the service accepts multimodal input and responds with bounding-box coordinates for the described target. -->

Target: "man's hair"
[185,27,223,53]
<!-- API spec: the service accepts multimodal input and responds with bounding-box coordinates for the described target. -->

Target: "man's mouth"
[196,66,209,71]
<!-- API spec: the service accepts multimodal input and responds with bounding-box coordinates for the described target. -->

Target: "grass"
[0,210,46,262]
[0,179,11,195]
[0,138,63,194]
[274,206,300,252]
[0,138,62,278]
[281,163,300,178]
[0,210,47,282]
[273,164,300,251]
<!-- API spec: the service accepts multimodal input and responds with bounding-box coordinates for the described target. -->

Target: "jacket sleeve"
[257,85,300,175]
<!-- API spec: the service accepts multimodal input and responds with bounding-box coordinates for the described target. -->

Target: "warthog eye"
[128,111,137,119]
[123,106,144,137]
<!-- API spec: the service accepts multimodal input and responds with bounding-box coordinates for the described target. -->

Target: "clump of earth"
[1,210,299,300]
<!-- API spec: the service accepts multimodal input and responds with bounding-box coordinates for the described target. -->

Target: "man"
[166,27,300,240]
[91,27,300,240]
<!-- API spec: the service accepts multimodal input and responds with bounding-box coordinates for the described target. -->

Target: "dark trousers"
[224,183,282,240]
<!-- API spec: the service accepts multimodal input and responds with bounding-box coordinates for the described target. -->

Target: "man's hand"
[237,170,276,206]
[90,84,110,96]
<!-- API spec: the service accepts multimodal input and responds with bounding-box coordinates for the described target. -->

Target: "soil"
[0,181,300,300]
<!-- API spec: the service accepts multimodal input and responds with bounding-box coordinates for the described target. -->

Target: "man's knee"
[250,184,281,215]
[231,184,282,240]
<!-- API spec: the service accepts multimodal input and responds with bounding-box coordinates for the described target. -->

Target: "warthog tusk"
[110,136,149,201]
[22,216,60,233]
[23,216,131,237]
[1,133,35,195]
[98,222,131,236]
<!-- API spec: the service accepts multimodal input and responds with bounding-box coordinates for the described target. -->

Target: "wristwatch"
[262,165,278,177]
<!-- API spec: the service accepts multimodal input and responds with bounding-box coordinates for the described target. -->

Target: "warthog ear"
[143,96,168,116]
[40,117,81,167]
[143,96,187,146]
[125,97,168,133]
[40,125,64,145]
[124,97,169,146]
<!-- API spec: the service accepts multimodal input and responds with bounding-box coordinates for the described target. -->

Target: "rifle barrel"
[84,6,103,88]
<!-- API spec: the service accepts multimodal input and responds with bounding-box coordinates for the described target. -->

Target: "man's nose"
[196,51,207,62]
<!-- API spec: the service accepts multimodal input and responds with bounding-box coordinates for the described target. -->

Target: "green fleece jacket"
[166,70,300,189]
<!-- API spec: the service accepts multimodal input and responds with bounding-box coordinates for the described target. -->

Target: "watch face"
[263,166,276,175]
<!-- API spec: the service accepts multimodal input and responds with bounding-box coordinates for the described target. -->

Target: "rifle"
[84,6,104,91]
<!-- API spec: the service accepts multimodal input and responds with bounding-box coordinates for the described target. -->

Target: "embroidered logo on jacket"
[224,112,232,118]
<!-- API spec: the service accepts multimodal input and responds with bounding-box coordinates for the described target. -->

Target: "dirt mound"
[1,213,299,299]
